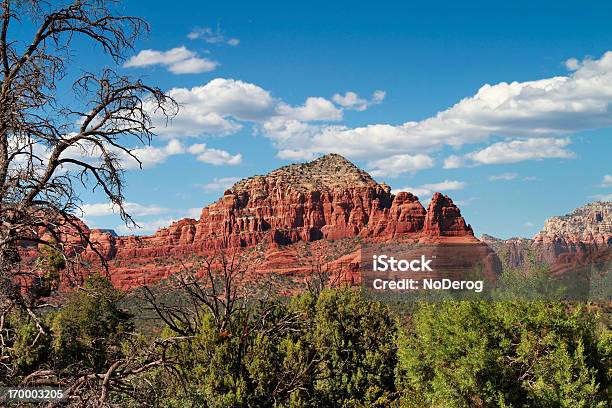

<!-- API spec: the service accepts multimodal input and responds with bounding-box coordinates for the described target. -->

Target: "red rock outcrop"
[481,201,611,275]
[424,192,474,237]
[533,201,611,262]
[78,154,476,288]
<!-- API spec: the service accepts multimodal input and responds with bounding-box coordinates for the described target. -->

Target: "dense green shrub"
[4,274,610,407]
[50,273,133,372]
[154,287,397,407]
[395,301,611,407]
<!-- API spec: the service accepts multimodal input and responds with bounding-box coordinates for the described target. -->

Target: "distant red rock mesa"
[80,154,476,288]
[481,201,611,275]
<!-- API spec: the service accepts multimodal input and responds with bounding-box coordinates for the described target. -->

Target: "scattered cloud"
[441,155,464,170]
[115,218,179,235]
[125,52,612,174]
[123,139,241,168]
[589,193,612,201]
[565,57,580,71]
[332,90,385,111]
[392,179,465,199]
[488,172,518,181]
[63,139,242,170]
[368,154,435,177]
[124,46,218,74]
[154,78,275,137]
[261,51,612,165]
[198,176,242,191]
[422,180,466,191]
[168,57,218,74]
[122,139,186,169]
[277,97,342,121]
[80,202,171,218]
[188,26,239,46]
[523,176,537,181]
[524,222,535,228]
[187,144,242,165]
[443,138,574,168]
[601,174,612,187]
[150,79,386,140]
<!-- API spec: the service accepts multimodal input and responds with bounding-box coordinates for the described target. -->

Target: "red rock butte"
[80,153,478,288]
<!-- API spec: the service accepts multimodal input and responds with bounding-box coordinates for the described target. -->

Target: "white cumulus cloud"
[188,144,242,165]
[151,79,382,139]
[63,139,241,170]
[367,154,435,177]
[198,176,242,191]
[153,79,274,137]
[332,90,386,111]
[601,174,612,187]
[422,180,466,191]
[276,97,342,121]
[444,138,574,168]
[265,51,612,165]
[392,179,465,200]
[124,46,217,74]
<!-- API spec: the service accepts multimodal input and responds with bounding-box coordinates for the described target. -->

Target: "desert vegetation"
[1,243,611,406]
[2,258,611,407]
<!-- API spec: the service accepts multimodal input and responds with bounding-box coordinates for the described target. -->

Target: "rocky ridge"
[78,154,476,287]
[534,201,611,248]
[482,202,611,271]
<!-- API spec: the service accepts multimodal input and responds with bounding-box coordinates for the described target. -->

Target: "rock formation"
[78,154,476,287]
[482,201,611,272]
[533,201,611,259]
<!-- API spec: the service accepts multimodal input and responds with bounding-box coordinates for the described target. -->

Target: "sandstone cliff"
[482,201,611,272]
[81,154,476,287]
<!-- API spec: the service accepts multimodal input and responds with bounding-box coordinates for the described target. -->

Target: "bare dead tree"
[143,249,257,335]
[141,249,322,404]
[302,244,344,295]
[0,0,176,315]
[12,336,182,407]
[0,0,177,404]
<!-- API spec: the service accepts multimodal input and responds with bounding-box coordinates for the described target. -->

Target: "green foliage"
[157,305,296,407]
[301,288,397,407]
[6,275,610,407]
[35,245,65,296]
[6,312,51,374]
[50,273,133,372]
[155,287,397,407]
[396,301,610,407]
[495,264,567,300]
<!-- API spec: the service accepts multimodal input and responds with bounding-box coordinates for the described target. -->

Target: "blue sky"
[43,0,612,238]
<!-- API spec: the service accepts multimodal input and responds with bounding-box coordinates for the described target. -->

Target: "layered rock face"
[483,202,611,271]
[533,201,611,268]
[534,202,611,255]
[82,154,475,287]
